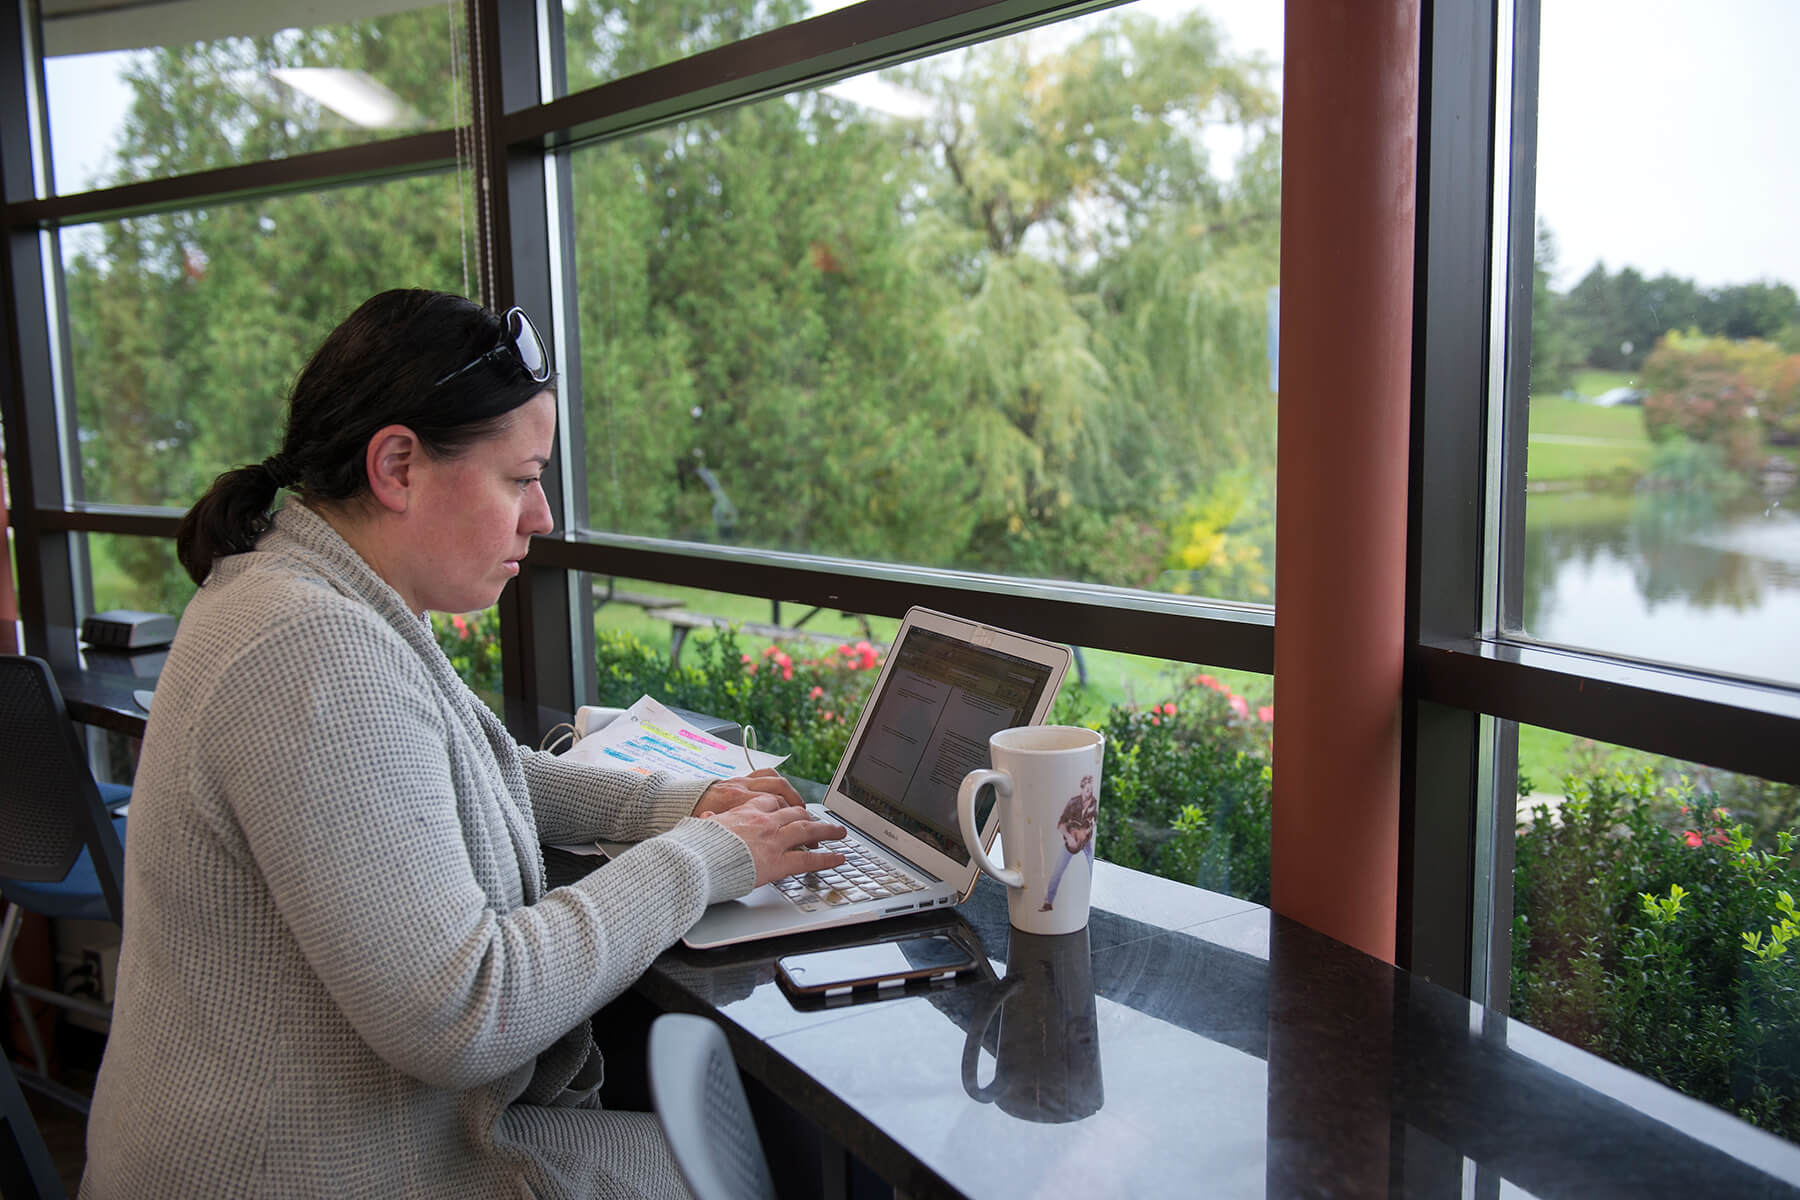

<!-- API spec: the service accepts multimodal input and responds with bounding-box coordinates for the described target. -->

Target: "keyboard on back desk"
[773,836,928,911]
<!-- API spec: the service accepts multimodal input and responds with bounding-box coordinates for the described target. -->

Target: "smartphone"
[776,933,982,998]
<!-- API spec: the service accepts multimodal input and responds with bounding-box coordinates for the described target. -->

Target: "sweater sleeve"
[196,606,753,1092]
[519,748,712,845]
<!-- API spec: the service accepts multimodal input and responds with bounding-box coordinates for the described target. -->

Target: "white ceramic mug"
[956,725,1105,935]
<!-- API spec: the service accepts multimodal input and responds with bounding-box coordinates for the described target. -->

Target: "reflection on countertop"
[633,860,1800,1199]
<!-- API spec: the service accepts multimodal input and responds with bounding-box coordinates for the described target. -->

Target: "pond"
[1521,489,1800,685]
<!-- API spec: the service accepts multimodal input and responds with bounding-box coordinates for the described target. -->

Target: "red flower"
[781,664,794,681]
[763,645,778,658]
[1706,829,1729,845]
[1228,695,1249,719]
[1150,716,1161,726]
[1682,830,1703,848]
[1161,702,1178,716]
[451,615,468,638]
[1257,705,1275,723]
[1195,674,1222,692]
[774,652,792,669]
[809,686,824,700]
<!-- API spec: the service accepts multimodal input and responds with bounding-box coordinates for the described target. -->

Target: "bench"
[592,578,683,612]
[653,609,884,668]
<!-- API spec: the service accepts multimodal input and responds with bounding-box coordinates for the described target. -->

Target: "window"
[61,178,467,510]
[565,4,1282,603]
[1518,2,1800,686]
[40,1,467,194]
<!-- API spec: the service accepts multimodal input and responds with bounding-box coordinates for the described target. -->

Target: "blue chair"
[648,1013,776,1200]
[0,655,128,1115]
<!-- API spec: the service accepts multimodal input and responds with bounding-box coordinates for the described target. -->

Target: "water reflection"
[1521,490,1800,682]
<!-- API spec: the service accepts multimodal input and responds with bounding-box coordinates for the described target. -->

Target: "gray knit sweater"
[81,499,754,1198]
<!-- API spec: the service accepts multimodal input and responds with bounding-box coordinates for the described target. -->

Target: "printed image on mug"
[957,725,1105,935]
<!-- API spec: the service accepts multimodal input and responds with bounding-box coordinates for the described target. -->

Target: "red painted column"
[1272,0,1420,963]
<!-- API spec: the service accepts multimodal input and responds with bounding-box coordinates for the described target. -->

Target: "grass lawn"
[1570,367,1638,398]
[590,576,1271,718]
[1526,394,1655,485]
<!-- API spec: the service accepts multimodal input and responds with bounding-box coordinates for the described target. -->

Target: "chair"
[0,1050,67,1199]
[0,655,128,1115]
[647,1013,775,1200]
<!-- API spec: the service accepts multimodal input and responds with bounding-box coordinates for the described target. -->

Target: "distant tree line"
[1531,222,1800,394]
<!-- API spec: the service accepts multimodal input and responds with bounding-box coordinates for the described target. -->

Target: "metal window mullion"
[0,0,77,662]
[1402,0,1500,993]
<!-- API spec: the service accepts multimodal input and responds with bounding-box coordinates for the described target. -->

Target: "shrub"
[1513,768,1800,1140]
[430,608,503,711]
[1095,673,1273,904]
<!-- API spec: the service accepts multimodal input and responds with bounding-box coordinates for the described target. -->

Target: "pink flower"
[774,652,792,669]
[1257,705,1275,723]
[1161,703,1177,716]
[763,645,778,658]
[1195,674,1221,691]
[1706,829,1729,845]
[451,615,468,638]
[1228,695,1249,719]
[809,686,824,700]
[781,664,794,681]
[1682,830,1703,848]
[741,653,753,664]
[839,644,854,657]
[1150,716,1160,726]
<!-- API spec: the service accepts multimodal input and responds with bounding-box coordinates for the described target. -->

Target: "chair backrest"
[648,1013,776,1200]
[0,655,125,923]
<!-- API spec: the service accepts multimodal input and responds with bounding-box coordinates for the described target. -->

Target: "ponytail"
[175,457,291,585]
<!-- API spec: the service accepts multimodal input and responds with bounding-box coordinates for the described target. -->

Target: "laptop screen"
[837,625,1056,866]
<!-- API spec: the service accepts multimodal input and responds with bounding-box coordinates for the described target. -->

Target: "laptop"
[633,606,1071,949]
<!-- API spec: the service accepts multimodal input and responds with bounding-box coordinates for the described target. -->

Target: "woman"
[80,289,846,1199]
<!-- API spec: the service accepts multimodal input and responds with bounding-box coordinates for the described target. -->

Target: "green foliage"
[581,625,1276,902]
[67,3,1284,610]
[1095,673,1272,904]
[1640,331,1779,472]
[1529,221,1580,397]
[1513,769,1800,1139]
[429,608,504,714]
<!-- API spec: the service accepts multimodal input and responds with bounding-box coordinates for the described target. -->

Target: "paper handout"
[558,694,786,782]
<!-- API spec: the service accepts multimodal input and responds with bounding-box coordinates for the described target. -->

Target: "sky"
[1534,0,1800,290]
[37,1,1795,295]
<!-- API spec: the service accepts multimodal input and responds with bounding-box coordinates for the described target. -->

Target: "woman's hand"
[692,768,804,818]
[707,805,848,888]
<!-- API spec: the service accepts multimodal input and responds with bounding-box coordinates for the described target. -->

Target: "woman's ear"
[364,425,420,514]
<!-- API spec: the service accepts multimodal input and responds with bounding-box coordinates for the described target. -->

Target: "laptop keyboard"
[774,836,929,910]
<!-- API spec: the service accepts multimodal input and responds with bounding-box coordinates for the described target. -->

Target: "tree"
[1529,221,1579,397]
[66,3,1285,606]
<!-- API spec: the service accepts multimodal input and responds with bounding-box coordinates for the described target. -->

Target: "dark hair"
[177,289,555,584]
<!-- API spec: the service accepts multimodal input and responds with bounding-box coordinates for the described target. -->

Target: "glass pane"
[42,1,467,194]
[61,174,468,515]
[1523,3,1800,684]
[1513,725,1800,1145]
[582,574,1273,902]
[567,1,1283,602]
[87,532,198,617]
[558,0,809,97]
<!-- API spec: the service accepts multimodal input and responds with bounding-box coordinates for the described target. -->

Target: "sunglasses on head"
[433,306,551,388]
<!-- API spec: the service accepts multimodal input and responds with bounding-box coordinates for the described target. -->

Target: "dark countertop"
[616,859,1800,1199]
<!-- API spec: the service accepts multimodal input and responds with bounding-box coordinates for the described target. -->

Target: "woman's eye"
[517,476,541,492]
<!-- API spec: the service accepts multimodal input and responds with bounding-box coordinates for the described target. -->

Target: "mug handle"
[957,768,1022,889]
[959,976,1020,1103]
